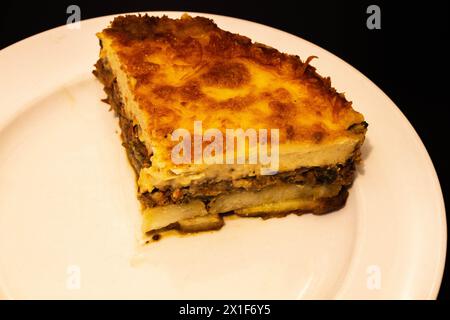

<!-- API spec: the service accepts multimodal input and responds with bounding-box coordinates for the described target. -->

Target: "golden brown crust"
[99,14,365,152]
[97,15,369,188]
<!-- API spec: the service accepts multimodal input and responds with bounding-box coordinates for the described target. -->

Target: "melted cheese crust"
[97,14,366,190]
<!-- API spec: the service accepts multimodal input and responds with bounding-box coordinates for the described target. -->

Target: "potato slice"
[142,200,207,232]
[209,183,341,214]
[235,198,317,217]
[178,214,224,233]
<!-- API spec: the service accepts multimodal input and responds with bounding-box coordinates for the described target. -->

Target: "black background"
[1,0,449,300]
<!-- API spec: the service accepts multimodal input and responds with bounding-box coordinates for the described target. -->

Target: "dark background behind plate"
[1,0,449,299]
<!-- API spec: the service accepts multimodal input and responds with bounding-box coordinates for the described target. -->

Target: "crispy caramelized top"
[98,14,365,170]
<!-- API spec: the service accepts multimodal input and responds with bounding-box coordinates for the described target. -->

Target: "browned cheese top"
[100,14,365,163]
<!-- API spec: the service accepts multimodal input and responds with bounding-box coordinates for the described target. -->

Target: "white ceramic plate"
[0,12,446,299]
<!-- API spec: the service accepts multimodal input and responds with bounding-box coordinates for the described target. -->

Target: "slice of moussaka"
[93,14,367,241]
